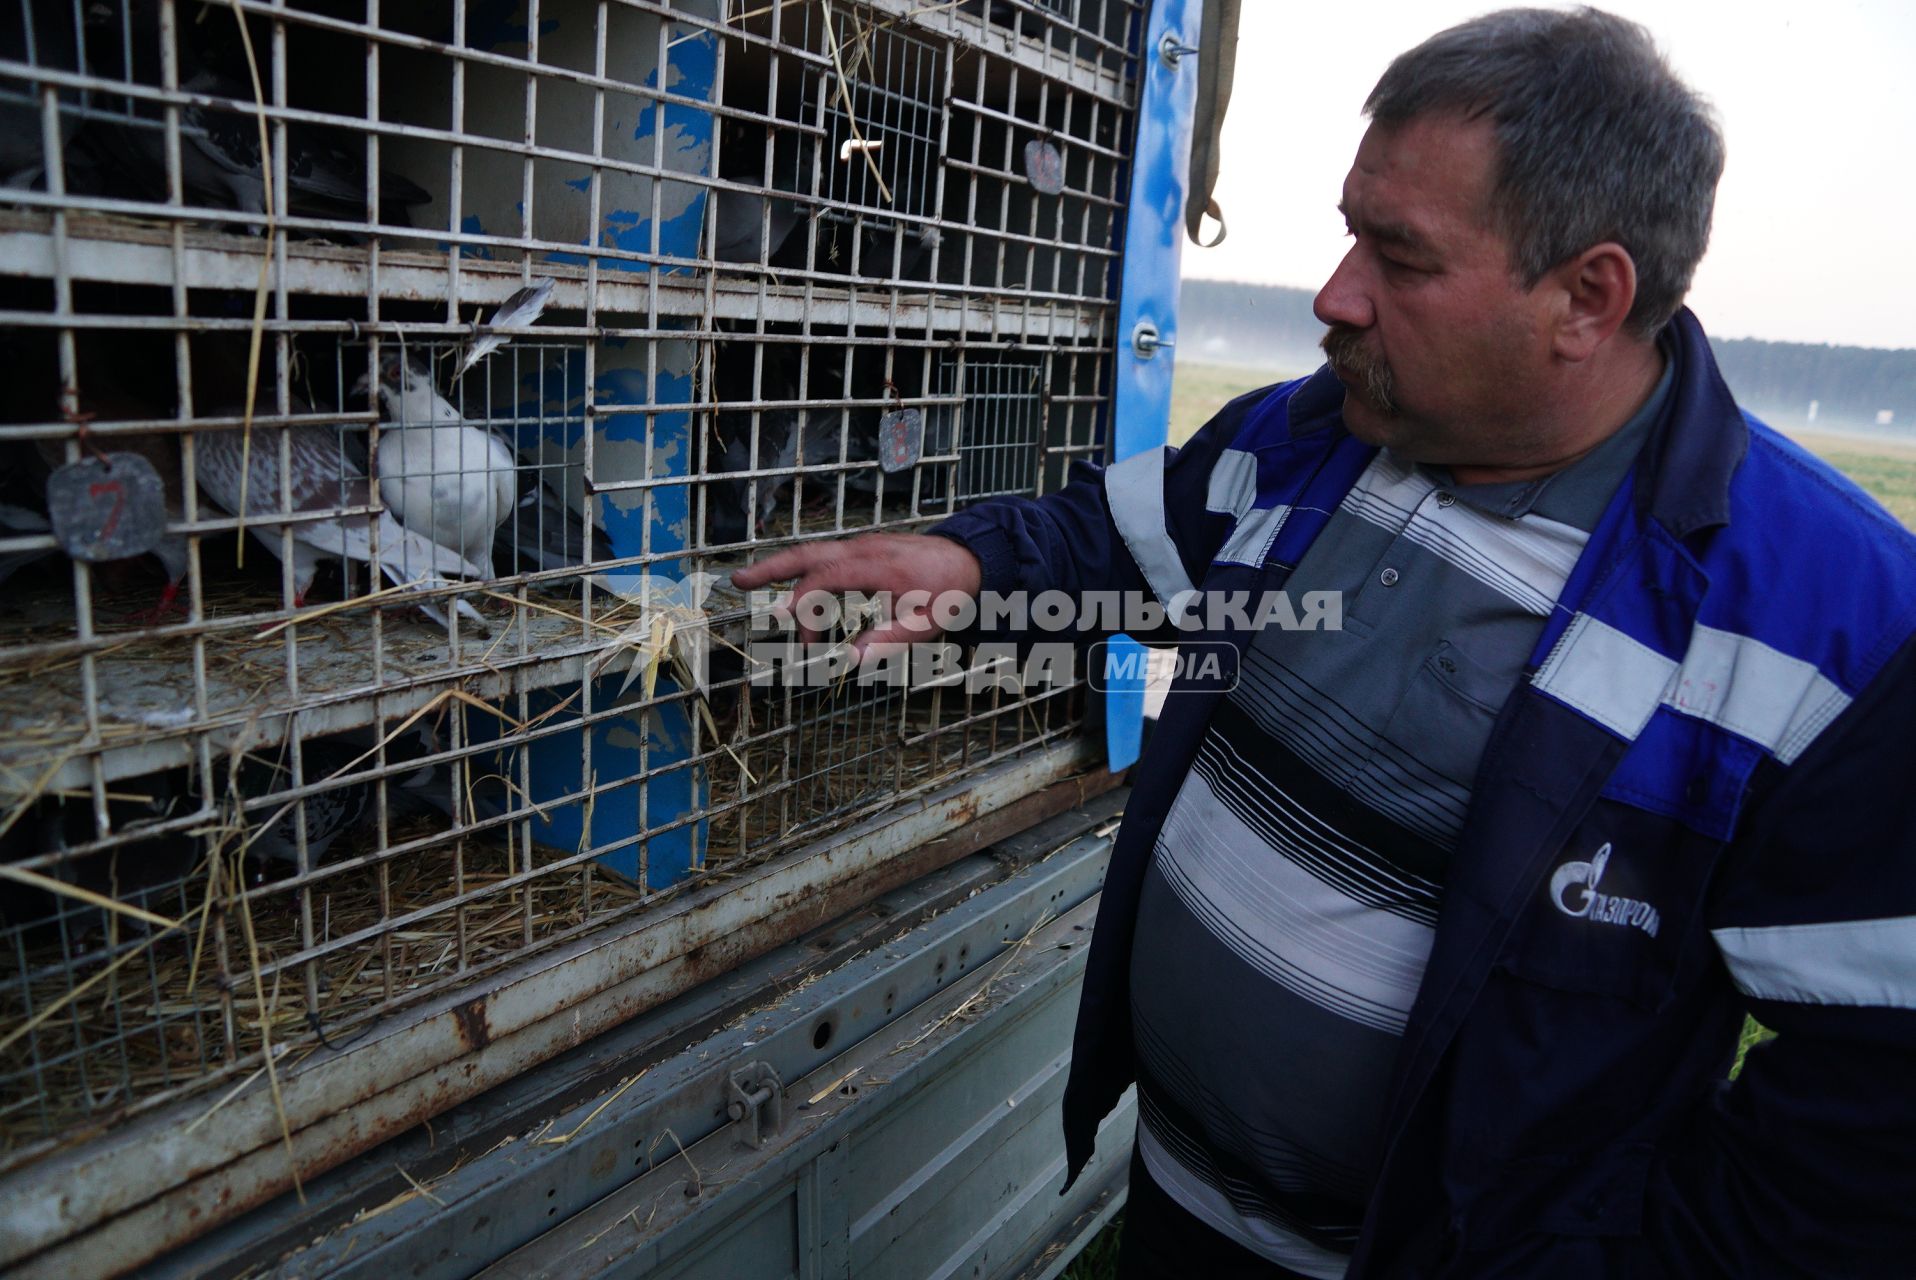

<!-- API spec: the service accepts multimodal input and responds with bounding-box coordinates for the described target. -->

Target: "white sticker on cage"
[45,453,168,563]
[879,408,925,473]
[1023,139,1065,196]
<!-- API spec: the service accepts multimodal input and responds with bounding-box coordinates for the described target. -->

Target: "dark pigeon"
[492,468,610,579]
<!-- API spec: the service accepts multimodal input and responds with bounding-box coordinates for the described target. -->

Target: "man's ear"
[1549,242,1638,362]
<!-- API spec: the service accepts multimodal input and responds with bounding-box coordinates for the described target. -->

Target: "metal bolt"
[1159,32,1199,66]
[1132,320,1174,359]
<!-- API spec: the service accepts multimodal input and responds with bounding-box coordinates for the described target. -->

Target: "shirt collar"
[1427,341,1675,529]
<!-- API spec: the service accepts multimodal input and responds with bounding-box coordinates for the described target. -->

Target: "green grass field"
[1060,363,1904,1278]
[1166,361,1308,446]
[1788,433,1916,529]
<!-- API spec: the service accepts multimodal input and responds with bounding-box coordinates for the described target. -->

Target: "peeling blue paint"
[457,214,495,260]
[455,3,720,882]
[664,28,717,98]
[511,336,704,884]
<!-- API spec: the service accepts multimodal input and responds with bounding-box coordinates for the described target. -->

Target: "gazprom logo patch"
[1548,843,1661,937]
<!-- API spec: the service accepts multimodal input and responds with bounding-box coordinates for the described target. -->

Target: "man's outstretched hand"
[730,532,983,652]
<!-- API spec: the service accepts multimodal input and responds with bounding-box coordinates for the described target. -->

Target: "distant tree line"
[1710,338,1915,428]
[1178,279,1324,368]
[1179,278,1916,430]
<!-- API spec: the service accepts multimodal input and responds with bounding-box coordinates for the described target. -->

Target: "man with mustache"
[737,8,1916,1276]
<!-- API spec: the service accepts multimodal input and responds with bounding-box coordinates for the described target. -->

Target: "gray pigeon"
[81,68,430,223]
[708,119,938,281]
[493,468,609,578]
[708,407,881,544]
[712,184,806,265]
[711,118,810,266]
[704,341,882,544]
[193,408,485,613]
[233,743,371,868]
[174,70,432,216]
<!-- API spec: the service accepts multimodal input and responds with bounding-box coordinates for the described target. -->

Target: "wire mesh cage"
[0,0,1143,1260]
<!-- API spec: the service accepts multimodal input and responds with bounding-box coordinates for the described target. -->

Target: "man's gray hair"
[1366,7,1724,337]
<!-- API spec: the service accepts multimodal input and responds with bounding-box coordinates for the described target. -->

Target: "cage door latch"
[726,1062,785,1147]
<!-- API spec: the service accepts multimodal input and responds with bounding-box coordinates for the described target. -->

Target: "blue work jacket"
[933,309,1916,1277]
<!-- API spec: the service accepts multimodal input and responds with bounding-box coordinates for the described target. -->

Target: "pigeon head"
[364,350,453,427]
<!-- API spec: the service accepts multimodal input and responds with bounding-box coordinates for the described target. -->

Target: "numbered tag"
[1023,139,1065,196]
[878,408,924,473]
[46,452,168,563]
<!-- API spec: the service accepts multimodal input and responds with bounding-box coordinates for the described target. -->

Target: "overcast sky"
[1181,0,1916,351]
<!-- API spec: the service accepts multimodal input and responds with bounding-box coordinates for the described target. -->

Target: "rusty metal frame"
[0,738,1104,1276]
[0,0,1145,1247]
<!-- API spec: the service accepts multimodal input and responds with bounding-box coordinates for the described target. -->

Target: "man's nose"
[1314,247,1374,330]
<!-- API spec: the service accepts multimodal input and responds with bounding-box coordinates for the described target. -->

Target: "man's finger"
[850,624,923,655]
[730,545,818,589]
[736,544,872,598]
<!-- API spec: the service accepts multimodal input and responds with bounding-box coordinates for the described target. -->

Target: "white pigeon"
[195,414,485,615]
[366,352,517,582]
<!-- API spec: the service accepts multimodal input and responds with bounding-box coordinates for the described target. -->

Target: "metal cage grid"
[0,0,1143,1228]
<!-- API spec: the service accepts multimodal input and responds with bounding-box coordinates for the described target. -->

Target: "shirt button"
[1380,567,1400,587]
[1436,491,1456,507]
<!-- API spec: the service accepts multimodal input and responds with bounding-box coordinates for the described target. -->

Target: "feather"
[457,278,556,378]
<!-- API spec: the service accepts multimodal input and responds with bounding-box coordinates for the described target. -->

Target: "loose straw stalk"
[225,0,280,565]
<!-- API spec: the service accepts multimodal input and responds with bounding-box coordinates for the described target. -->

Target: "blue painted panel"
[443,1,722,886]
[1113,0,1199,465]
[515,681,703,890]
[1105,0,1199,769]
[509,338,705,886]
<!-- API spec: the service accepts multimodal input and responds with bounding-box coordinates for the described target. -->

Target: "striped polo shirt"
[1128,361,1672,1277]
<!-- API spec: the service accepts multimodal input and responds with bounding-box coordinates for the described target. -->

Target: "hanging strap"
[1185,0,1240,248]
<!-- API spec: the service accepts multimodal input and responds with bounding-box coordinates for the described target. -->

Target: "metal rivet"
[1380,567,1400,587]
